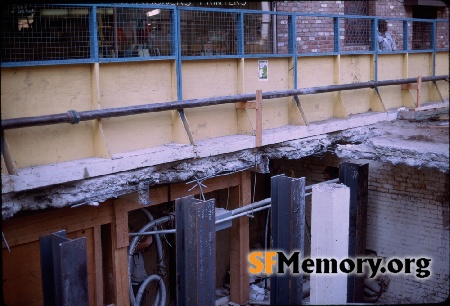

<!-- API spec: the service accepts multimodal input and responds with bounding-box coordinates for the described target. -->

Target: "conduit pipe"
[139,209,165,276]
[128,215,174,306]
[129,178,340,236]
[2,75,448,130]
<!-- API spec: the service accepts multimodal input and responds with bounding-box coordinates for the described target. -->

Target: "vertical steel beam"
[339,162,369,303]
[270,175,305,305]
[40,230,88,306]
[176,195,216,306]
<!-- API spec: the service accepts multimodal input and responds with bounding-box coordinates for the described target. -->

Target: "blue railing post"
[333,17,341,53]
[173,7,182,100]
[89,6,99,61]
[403,20,409,51]
[288,14,298,90]
[372,18,378,83]
[431,21,436,76]
[236,12,244,57]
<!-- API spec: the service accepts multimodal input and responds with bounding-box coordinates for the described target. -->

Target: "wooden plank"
[229,171,250,305]
[113,199,129,249]
[2,201,114,248]
[2,185,168,248]
[3,228,96,306]
[3,241,43,305]
[255,90,263,147]
[93,226,104,306]
[235,101,257,109]
[118,185,169,212]
[169,172,240,201]
[112,246,130,305]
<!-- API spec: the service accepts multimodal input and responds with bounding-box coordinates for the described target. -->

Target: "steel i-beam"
[175,195,216,306]
[270,175,306,305]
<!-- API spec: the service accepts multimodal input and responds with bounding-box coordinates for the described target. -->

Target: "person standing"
[377,19,397,52]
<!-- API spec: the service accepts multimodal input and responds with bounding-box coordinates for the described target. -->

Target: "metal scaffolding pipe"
[128,178,341,236]
[2,75,447,130]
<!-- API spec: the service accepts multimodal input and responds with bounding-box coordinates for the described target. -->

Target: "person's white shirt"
[378,31,397,52]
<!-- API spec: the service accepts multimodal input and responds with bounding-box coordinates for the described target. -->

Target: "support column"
[112,199,130,306]
[339,162,369,303]
[40,230,89,306]
[229,171,251,305]
[310,183,350,305]
[176,195,216,306]
[270,175,305,305]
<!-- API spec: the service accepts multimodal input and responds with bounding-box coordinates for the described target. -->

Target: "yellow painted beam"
[288,57,307,125]
[91,63,112,159]
[333,55,349,118]
[1,134,16,175]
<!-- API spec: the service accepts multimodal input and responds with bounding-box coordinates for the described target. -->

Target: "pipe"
[2,75,447,130]
[130,178,343,236]
[260,2,270,45]
[128,215,174,306]
[139,209,166,276]
[134,274,166,306]
[231,198,271,216]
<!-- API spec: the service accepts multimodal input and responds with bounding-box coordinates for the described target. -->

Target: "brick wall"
[271,153,450,303]
[275,1,449,52]
[366,160,449,303]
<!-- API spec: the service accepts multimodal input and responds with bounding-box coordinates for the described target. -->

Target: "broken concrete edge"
[5,110,448,220]
[2,111,397,194]
[335,143,449,173]
[1,123,381,220]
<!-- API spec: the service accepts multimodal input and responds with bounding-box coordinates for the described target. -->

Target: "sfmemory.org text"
[248,251,431,279]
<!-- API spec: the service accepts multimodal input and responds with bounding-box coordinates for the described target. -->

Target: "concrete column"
[310,183,350,305]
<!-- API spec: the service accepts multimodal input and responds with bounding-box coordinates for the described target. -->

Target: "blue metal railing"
[1,4,448,96]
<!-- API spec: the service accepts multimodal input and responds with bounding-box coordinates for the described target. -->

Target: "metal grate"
[180,10,238,56]
[98,7,173,58]
[343,0,370,48]
[412,20,434,50]
[1,4,91,62]
[243,12,273,54]
[341,17,372,52]
[296,15,335,54]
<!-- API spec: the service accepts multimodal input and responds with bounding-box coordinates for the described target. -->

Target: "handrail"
[1,75,448,130]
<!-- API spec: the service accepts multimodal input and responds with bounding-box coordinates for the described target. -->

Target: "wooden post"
[112,199,130,306]
[416,75,422,107]
[235,89,263,147]
[93,226,104,306]
[229,171,251,305]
